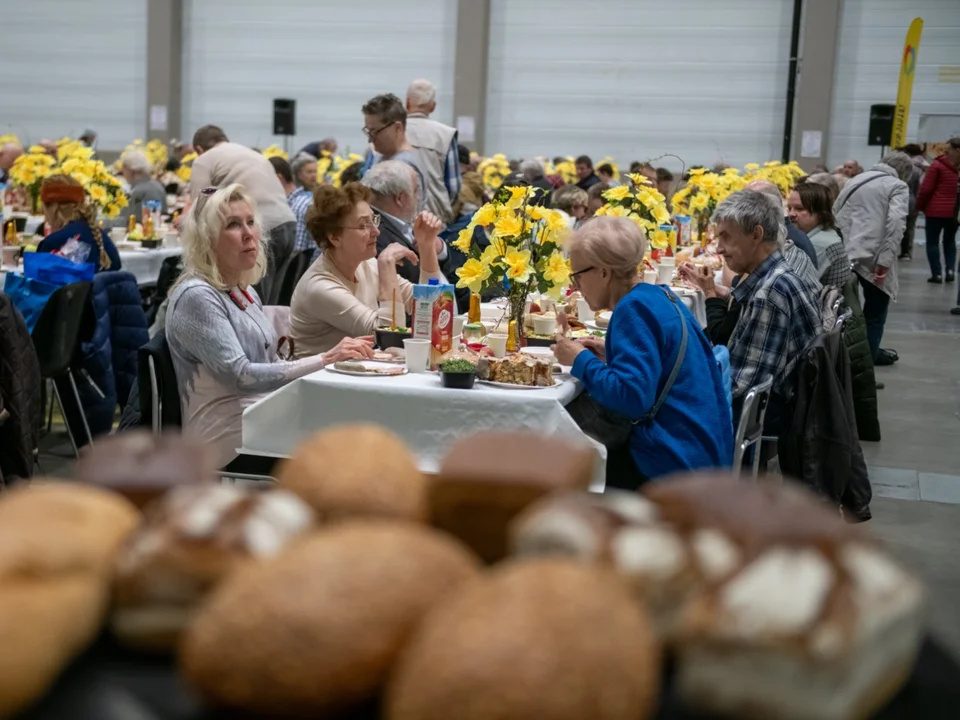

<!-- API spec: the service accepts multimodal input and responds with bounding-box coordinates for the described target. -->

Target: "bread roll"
[181,521,479,717]
[74,431,216,509]
[112,485,315,652]
[644,473,926,720]
[276,424,426,522]
[431,432,595,563]
[385,559,660,720]
[0,483,139,717]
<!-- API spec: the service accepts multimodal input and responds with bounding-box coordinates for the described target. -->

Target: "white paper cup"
[644,270,659,284]
[658,265,675,284]
[487,333,508,358]
[533,314,557,335]
[403,339,431,373]
[659,255,676,267]
[109,227,126,244]
[452,315,466,339]
[577,298,592,322]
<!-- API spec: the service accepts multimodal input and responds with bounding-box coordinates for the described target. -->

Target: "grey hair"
[361,159,415,198]
[290,152,317,186]
[519,158,545,181]
[712,190,781,245]
[406,78,436,107]
[805,172,840,200]
[744,180,788,246]
[121,149,152,175]
[881,151,914,182]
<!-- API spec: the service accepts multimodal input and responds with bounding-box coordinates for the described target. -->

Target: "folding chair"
[732,377,774,480]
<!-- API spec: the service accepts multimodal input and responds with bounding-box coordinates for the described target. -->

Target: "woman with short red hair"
[36,174,121,272]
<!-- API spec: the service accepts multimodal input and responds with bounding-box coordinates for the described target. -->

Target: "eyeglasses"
[569,266,595,287]
[342,215,381,232]
[362,123,394,141]
[200,186,218,196]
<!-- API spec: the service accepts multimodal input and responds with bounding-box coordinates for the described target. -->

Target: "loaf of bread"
[112,484,315,651]
[385,559,660,720]
[276,424,427,522]
[181,521,479,717]
[431,432,595,563]
[74,431,216,509]
[0,483,140,717]
[644,473,926,720]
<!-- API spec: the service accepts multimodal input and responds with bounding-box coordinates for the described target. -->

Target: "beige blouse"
[289,253,445,357]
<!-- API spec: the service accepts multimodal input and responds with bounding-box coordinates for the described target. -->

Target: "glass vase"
[507,286,528,349]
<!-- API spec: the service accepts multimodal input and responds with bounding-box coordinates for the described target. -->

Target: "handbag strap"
[633,287,688,425]
[834,171,886,214]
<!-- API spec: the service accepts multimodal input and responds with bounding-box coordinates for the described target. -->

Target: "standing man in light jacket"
[833,152,911,363]
[404,79,461,226]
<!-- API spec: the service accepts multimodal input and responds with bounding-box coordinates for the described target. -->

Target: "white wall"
[829,0,960,167]
[0,0,147,151]
[485,0,794,174]
[182,0,457,155]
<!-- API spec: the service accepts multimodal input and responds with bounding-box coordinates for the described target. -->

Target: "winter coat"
[833,163,908,301]
[841,278,880,442]
[916,155,959,219]
[0,294,42,484]
[777,326,872,521]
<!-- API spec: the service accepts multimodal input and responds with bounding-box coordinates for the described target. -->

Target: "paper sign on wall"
[150,105,168,132]
[800,130,822,158]
[456,116,475,143]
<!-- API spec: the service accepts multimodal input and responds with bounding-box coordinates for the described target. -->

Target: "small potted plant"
[439,358,477,389]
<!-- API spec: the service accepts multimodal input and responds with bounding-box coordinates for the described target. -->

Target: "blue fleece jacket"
[571,284,733,480]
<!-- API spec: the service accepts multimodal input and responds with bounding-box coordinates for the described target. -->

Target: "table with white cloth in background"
[240,368,607,488]
[116,247,182,287]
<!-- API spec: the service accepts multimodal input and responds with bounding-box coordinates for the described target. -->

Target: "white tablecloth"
[117,247,182,286]
[240,368,606,488]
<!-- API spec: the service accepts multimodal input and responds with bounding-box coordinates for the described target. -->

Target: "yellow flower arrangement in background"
[453,185,571,303]
[0,133,20,147]
[477,153,511,191]
[8,147,57,211]
[672,168,746,221]
[176,152,198,183]
[122,139,169,172]
[594,173,672,249]
[553,157,578,185]
[262,144,288,161]
[59,148,128,218]
[742,160,806,197]
[598,156,620,180]
[328,152,365,187]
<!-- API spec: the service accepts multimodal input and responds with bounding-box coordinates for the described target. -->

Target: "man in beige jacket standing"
[404,79,461,226]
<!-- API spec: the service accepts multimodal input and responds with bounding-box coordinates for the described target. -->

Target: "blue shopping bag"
[3,272,59,333]
[23,251,95,287]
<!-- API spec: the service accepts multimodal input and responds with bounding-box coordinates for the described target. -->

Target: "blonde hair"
[177,184,267,290]
[41,174,112,270]
[569,216,647,279]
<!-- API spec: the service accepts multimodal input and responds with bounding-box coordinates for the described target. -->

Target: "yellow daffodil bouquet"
[672,168,747,242]
[176,152,198,183]
[8,146,58,212]
[743,160,806,197]
[594,174,672,249]
[452,185,572,343]
[478,153,512,192]
[553,157,579,185]
[262,144,288,161]
[59,146,129,218]
[329,152,365,187]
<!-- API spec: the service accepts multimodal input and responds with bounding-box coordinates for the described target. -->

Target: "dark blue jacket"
[37,220,122,273]
[76,272,148,437]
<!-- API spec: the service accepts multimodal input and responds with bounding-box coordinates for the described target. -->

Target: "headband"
[40,183,85,205]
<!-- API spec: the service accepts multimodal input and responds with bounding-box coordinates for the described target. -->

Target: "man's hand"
[378,242,419,268]
[874,265,888,285]
[413,211,444,254]
[678,262,718,298]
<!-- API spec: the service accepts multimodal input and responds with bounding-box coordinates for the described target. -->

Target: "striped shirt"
[288,187,315,253]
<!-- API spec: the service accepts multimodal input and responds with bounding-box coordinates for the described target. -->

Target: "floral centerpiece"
[176,152,198,184]
[671,168,747,243]
[594,174,672,250]
[8,146,57,213]
[743,160,806,197]
[262,144,288,161]
[452,185,571,347]
[59,147,128,219]
[477,153,512,192]
[546,156,578,185]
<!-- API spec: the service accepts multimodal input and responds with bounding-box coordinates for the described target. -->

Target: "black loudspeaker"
[273,98,296,136]
[868,104,895,146]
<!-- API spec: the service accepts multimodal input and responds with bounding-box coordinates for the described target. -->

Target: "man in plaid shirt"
[714,190,823,430]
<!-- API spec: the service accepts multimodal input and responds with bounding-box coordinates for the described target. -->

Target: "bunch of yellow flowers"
[59,146,128,218]
[552,157,578,185]
[743,160,806,196]
[671,167,747,220]
[329,152,366,187]
[8,146,58,210]
[598,156,620,180]
[122,139,169,172]
[452,185,571,298]
[176,152,198,183]
[595,174,673,249]
[0,133,20,147]
[477,153,512,191]
[262,144,288,161]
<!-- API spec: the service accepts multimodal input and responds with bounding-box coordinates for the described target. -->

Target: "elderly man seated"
[745,180,821,288]
[362,160,448,285]
[713,190,822,433]
[114,150,167,227]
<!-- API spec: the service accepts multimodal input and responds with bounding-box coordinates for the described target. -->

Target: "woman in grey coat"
[833,152,911,362]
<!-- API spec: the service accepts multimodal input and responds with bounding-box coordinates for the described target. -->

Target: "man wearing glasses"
[361,93,426,214]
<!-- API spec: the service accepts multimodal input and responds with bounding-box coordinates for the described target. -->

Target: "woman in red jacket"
[917,138,960,283]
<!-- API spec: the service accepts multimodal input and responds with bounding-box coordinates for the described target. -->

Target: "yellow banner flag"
[891,18,924,148]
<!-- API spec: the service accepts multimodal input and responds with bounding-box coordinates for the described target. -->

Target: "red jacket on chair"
[917,155,959,218]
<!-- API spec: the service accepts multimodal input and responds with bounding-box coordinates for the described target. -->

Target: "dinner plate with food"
[327,360,408,377]
[477,354,557,390]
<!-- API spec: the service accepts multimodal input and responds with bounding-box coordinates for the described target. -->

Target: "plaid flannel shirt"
[288,187,315,253]
[729,250,823,398]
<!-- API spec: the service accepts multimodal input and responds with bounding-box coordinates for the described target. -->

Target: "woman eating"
[289,183,445,357]
[552,216,733,488]
[37,174,122,272]
[165,184,373,468]
[787,181,851,288]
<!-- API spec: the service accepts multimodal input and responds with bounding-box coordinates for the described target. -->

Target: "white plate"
[327,360,408,377]
[479,380,555,390]
[584,321,607,331]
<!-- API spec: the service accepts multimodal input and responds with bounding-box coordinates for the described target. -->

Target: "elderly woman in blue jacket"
[552,216,733,488]
[37,174,121,272]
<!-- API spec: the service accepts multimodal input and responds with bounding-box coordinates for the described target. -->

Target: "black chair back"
[276,249,315,307]
[146,255,184,326]
[30,281,93,379]
[137,329,182,431]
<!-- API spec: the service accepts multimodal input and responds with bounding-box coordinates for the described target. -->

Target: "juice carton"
[412,278,456,369]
